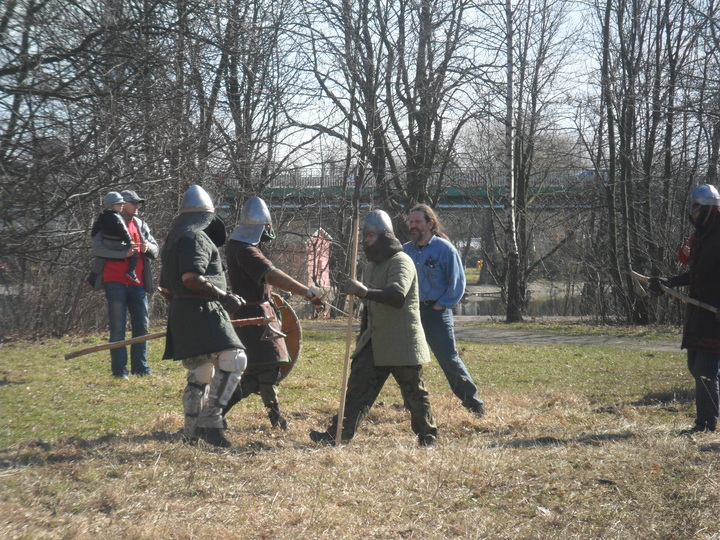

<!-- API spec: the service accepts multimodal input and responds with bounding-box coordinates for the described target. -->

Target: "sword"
[628,270,718,314]
[325,302,355,319]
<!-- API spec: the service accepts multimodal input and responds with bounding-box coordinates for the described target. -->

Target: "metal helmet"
[230,196,272,244]
[179,185,215,214]
[688,184,720,213]
[164,185,216,248]
[362,209,394,246]
[363,209,393,235]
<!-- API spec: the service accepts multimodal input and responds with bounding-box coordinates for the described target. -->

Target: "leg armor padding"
[186,362,215,385]
[217,348,247,373]
[182,359,215,437]
[183,382,208,437]
[209,349,247,407]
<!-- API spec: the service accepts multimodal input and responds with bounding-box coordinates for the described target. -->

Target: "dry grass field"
[1,324,719,539]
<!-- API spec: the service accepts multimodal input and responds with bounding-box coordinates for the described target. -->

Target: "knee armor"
[209,349,247,407]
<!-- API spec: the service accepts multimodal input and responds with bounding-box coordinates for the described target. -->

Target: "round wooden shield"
[271,292,302,382]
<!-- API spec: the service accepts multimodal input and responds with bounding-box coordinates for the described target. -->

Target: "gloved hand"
[220,293,245,314]
[344,279,368,298]
[306,286,325,310]
[648,277,667,294]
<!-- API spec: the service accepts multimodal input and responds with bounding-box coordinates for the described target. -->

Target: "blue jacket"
[403,235,466,308]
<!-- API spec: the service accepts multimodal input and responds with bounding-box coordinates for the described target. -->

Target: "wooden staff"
[336,163,363,445]
[64,317,268,360]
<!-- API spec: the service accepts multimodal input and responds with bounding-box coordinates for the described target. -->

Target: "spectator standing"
[403,204,485,416]
[90,189,158,378]
[85,191,140,288]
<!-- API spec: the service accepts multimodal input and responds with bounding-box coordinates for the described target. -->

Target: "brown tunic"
[225,240,290,366]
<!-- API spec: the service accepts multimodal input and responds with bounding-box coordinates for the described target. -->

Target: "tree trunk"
[504,0,523,323]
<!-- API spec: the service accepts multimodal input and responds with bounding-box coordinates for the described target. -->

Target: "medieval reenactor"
[222,196,324,429]
[160,185,247,448]
[650,183,720,435]
[309,209,438,447]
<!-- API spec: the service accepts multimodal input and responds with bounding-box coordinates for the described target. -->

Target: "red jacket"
[678,234,692,265]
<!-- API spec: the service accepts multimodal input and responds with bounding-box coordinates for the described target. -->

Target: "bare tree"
[296,0,493,213]
[465,0,580,321]
[0,1,183,336]
[585,0,714,323]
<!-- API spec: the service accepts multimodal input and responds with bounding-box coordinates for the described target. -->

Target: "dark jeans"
[420,304,483,410]
[104,281,151,377]
[687,350,720,430]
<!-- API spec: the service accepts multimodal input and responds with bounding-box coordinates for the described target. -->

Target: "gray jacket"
[90,216,159,292]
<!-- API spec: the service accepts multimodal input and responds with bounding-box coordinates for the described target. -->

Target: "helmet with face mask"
[362,209,394,246]
[230,196,274,245]
[688,184,720,214]
[163,185,217,250]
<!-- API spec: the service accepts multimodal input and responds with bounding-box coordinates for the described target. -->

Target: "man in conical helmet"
[650,183,720,435]
[160,185,247,448]
[222,196,324,430]
[309,209,437,447]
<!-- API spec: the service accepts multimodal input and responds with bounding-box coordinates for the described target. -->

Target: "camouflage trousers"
[182,353,229,435]
[326,343,437,442]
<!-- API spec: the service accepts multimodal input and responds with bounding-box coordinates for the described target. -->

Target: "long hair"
[408,204,449,239]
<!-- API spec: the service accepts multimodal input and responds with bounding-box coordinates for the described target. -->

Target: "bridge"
[258,168,595,209]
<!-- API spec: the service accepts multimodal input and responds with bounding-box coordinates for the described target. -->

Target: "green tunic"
[161,231,243,360]
[353,251,430,366]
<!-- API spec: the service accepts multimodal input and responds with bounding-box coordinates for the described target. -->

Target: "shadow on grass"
[490,431,636,449]
[0,432,180,470]
[0,376,25,387]
[633,386,694,406]
[0,428,312,471]
[593,387,693,415]
[699,442,720,453]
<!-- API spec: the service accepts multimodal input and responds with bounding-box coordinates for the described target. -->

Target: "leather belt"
[421,300,437,306]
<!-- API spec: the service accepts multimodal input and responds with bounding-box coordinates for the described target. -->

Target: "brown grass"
[1,328,719,539]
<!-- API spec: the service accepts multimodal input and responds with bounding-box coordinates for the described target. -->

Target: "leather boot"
[309,430,335,445]
[267,403,288,430]
[197,427,232,448]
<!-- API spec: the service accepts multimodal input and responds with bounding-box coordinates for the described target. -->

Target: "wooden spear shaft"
[64,316,268,360]
[335,165,363,445]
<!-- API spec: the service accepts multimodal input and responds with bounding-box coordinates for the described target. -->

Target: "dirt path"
[304,317,682,353]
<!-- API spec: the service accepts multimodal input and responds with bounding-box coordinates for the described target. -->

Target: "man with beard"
[650,184,720,435]
[160,185,247,448]
[222,196,324,429]
[309,209,437,447]
[404,204,485,416]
